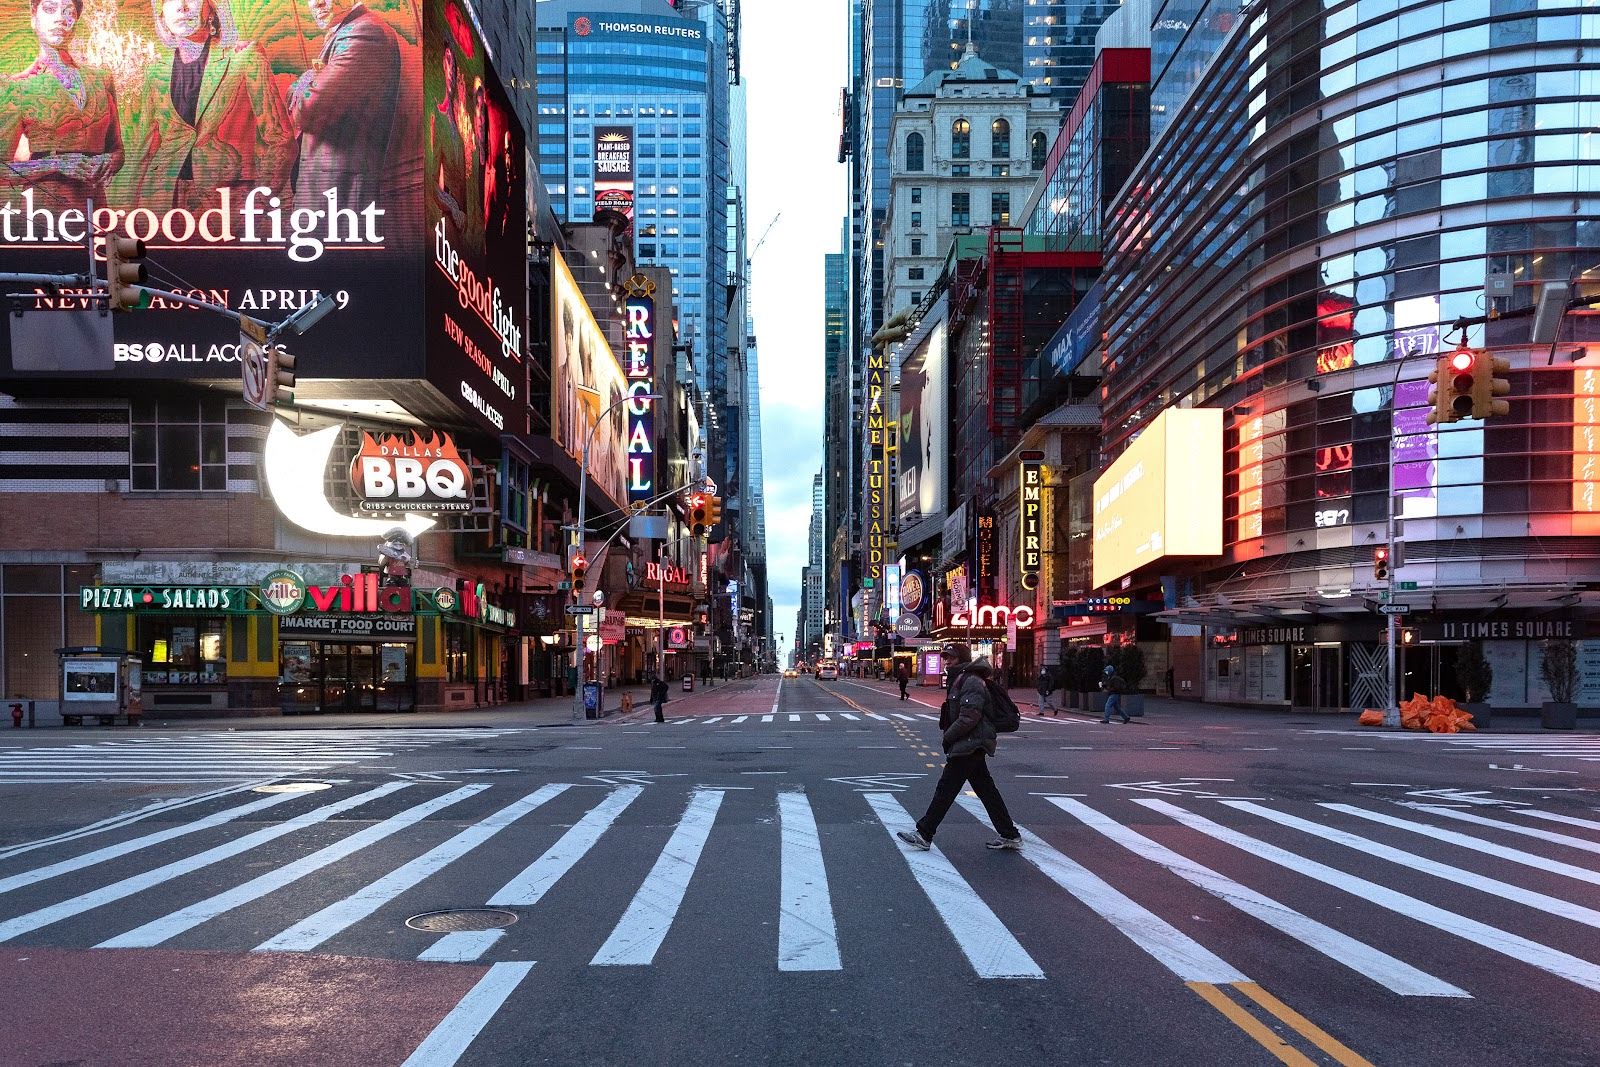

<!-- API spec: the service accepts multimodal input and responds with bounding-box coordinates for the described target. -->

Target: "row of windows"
[903,126,1049,171]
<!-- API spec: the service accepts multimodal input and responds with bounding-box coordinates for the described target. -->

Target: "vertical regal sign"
[1019,450,1044,590]
[624,275,656,504]
[866,342,887,590]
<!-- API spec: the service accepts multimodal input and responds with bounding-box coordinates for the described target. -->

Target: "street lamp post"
[573,390,663,722]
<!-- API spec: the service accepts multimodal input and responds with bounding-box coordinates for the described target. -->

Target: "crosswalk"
[1315,729,1600,763]
[630,710,1084,728]
[0,728,524,783]
[2,778,1599,1005]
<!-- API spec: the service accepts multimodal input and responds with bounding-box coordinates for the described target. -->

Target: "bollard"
[27,700,34,728]
[9,703,21,729]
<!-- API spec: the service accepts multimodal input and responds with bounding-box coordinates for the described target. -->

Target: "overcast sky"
[745,6,847,665]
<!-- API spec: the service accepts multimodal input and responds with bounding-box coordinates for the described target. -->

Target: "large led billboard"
[422,0,527,433]
[896,320,945,525]
[1092,407,1223,589]
[0,0,527,434]
[551,248,627,509]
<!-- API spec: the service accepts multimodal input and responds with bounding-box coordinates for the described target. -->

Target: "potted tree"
[1078,644,1106,714]
[1119,644,1148,717]
[1539,640,1579,731]
[1059,647,1083,709]
[1455,641,1493,730]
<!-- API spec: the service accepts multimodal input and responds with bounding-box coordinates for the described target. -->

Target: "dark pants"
[916,752,1019,842]
[653,700,665,723]
[898,679,909,699]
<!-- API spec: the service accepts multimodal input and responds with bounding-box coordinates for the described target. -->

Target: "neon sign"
[1019,450,1044,589]
[949,603,1036,630]
[624,277,657,503]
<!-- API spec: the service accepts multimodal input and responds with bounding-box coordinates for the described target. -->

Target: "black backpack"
[944,667,1021,733]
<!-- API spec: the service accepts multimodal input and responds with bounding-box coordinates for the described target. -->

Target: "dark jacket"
[1101,672,1126,695]
[1036,669,1055,694]
[650,679,669,704]
[941,659,999,757]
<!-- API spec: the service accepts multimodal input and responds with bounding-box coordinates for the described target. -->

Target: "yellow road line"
[1234,983,1376,1067]
[1187,983,1317,1067]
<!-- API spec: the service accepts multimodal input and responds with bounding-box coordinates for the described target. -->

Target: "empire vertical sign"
[1019,450,1044,589]
[624,276,657,504]
[866,342,887,589]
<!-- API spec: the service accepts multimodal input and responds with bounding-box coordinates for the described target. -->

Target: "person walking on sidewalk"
[896,644,1022,852]
[895,661,910,700]
[1100,664,1131,724]
[1036,665,1057,715]
[650,676,669,723]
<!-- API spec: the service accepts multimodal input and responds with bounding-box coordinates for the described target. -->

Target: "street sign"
[564,605,596,616]
[1378,604,1412,615]
[1399,581,1419,590]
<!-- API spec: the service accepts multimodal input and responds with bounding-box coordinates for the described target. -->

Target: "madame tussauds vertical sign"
[865,342,887,590]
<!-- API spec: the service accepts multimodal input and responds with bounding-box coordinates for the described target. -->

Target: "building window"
[994,163,1009,176]
[990,117,1010,158]
[130,397,228,492]
[444,621,476,683]
[910,238,922,256]
[910,187,922,204]
[1031,130,1047,170]
[909,267,925,280]
[905,131,925,171]
[138,616,227,685]
[952,164,970,176]
[951,191,970,227]
[952,118,970,159]
[911,210,922,228]
[911,291,922,304]
[992,191,1010,225]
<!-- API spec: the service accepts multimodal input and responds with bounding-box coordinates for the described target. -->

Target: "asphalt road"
[2,675,1599,1066]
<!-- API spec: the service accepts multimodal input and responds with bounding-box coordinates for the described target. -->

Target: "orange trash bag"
[1357,709,1385,727]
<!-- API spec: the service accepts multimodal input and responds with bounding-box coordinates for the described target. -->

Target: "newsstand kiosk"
[57,647,143,726]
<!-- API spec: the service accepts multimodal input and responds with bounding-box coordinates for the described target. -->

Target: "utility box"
[57,647,143,727]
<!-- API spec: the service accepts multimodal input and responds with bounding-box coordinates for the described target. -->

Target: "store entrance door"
[324,644,377,712]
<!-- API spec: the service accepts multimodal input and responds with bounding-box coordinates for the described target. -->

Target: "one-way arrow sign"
[1377,603,1412,615]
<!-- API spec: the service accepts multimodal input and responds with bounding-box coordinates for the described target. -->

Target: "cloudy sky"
[745,6,847,664]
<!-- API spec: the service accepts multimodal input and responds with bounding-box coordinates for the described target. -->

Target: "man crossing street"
[897,644,1022,852]
[650,676,669,723]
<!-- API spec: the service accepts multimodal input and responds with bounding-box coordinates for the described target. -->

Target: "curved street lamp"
[573,389,663,721]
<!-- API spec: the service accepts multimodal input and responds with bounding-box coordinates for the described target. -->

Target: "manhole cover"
[252,782,333,794]
[406,908,518,933]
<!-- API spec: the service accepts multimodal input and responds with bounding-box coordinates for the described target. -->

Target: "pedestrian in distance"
[1036,665,1056,715]
[650,676,669,723]
[1100,664,1131,724]
[895,661,910,700]
[897,644,1023,852]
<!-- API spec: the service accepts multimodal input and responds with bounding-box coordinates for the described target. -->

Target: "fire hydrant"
[9,703,22,728]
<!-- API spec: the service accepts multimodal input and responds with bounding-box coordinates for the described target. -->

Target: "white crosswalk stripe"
[0,728,524,783]
[1310,730,1600,763]
[5,781,1600,1001]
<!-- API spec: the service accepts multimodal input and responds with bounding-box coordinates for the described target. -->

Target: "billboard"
[623,283,656,504]
[594,125,633,224]
[896,320,945,525]
[1092,408,1223,589]
[423,0,527,433]
[551,248,627,507]
[0,0,427,379]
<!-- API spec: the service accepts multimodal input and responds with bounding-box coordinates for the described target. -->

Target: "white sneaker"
[896,829,931,851]
[985,836,1023,851]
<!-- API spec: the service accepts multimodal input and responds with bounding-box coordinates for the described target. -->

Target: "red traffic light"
[571,554,586,570]
[1373,547,1388,562]
[1450,349,1475,373]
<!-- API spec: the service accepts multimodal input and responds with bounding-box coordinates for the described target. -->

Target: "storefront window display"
[138,617,227,685]
[445,620,476,683]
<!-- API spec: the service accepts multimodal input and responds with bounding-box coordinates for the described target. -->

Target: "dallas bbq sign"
[349,430,472,513]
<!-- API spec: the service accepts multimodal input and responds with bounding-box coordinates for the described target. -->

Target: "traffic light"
[688,492,709,536]
[1427,349,1477,425]
[266,346,296,406]
[704,495,722,531]
[1473,354,1511,420]
[1372,546,1390,582]
[103,235,149,310]
[570,551,588,593]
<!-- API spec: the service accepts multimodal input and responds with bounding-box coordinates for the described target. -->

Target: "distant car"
[783,668,799,679]
[817,664,839,680]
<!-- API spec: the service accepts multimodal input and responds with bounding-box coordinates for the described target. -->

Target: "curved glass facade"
[1102,0,1600,610]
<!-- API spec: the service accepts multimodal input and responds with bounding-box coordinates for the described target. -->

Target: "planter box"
[1463,702,1491,731]
[1087,692,1108,714]
[1542,702,1578,730]
[1123,693,1146,717]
